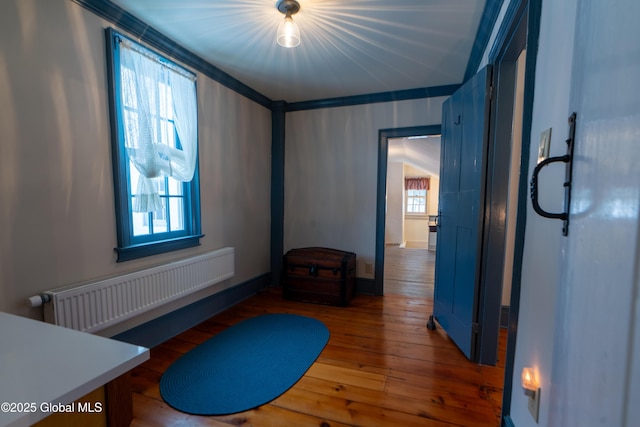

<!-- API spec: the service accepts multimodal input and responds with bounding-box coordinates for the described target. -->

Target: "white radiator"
[42,247,234,334]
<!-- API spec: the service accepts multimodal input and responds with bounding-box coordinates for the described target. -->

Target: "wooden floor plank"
[130,247,506,426]
[384,245,435,298]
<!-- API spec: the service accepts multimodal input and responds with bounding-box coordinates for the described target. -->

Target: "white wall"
[508,2,577,422]
[385,161,404,245]
[547,0,640,425]
[428,176,439,216]
[482,0,640,426]
[284,97,445,278]
[0,0,272,332]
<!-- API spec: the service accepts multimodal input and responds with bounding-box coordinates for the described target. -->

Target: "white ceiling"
[109,0,487,103]
[388,135,441,177]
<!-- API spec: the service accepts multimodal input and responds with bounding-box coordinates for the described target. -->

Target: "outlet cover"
[528,387,541,423]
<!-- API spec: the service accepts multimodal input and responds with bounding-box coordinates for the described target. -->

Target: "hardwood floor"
[130,287,506,426]
[384,245,435,297]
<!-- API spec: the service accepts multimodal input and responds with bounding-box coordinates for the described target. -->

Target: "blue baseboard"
[356,278,378,295]
[501,305,510,328]
[113,273,272,348]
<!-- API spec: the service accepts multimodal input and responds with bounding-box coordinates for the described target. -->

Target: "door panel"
[433,65,491,361]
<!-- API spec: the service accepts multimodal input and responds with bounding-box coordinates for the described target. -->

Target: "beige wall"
[284,98,445,278]
[0,0,272,330]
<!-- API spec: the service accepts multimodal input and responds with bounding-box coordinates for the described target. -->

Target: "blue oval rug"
[160,313,329,415]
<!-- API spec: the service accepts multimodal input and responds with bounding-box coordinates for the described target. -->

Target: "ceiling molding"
[464,0,505,81]
[72,0,273,108]
[285,84,461,112]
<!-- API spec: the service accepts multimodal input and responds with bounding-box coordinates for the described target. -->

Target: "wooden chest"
[283,247,356,306]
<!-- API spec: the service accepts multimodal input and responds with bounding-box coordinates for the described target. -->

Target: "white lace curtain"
[119,40,197,212]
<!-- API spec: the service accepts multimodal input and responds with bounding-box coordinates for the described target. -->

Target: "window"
[106,29,202,261]
[405,177,429,215]
[406,189,427,214]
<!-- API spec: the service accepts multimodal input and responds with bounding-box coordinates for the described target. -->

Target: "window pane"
[169,198,185,232]
[157,177,166,196]
[129,159,140,195]
[166,121,176,148]
[121,67,137,108]
[159,81,173,120]
[152,199,168,233]
[157,120,176,152]
[406,188,427,214]
[123,110,139,147]
[167,177,183,196]
[131,206,150,236]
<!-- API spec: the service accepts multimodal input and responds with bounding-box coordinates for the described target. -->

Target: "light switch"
[537,128,552,163]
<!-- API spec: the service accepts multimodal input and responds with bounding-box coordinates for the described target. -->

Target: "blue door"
[431,66,492,361]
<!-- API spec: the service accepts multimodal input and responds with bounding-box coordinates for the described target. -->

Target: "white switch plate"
[365,263,373,274]
[537,128,552,163]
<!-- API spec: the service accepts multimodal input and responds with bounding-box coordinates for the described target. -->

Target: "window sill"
[115,234,204,262]
[404,214,429,220]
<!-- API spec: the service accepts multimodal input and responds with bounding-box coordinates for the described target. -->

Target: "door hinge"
[488,85,494,100]
[472,323,480,335]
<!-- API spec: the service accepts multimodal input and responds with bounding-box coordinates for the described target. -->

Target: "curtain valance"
[404,177,430,191]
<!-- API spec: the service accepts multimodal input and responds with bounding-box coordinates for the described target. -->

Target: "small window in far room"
[106,29,202,262]
[406,189,427,214]
[405,177,429,215]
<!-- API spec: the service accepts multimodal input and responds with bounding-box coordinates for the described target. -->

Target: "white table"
[0,312,149,427]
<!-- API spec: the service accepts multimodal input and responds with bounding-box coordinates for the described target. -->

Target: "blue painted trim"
[286,85,461,112]
[113,273,272,348]
[503,415,516,427]
[375,125,442,295]
[464,0,505,81]
[72,0,272,109]
[271,102,287,286]
[115,235,204,262]
[500,305,509,328]
[489,0,527,64]
[355,278,377,296]
[501,0,542,420]
[105,27,127,251]
[500,305,510,328]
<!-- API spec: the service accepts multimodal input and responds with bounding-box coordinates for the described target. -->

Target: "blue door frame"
[374,125,442,296]
[488,0,542,424]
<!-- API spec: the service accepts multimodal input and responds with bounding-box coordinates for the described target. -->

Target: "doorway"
[383,134,440,297]
[374,125,441,296]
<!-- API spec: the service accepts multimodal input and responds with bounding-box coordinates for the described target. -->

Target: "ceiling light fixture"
[276,0,301,48]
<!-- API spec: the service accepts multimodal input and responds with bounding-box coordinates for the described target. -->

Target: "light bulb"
[277,14,300,48]
[521,367,538,396]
